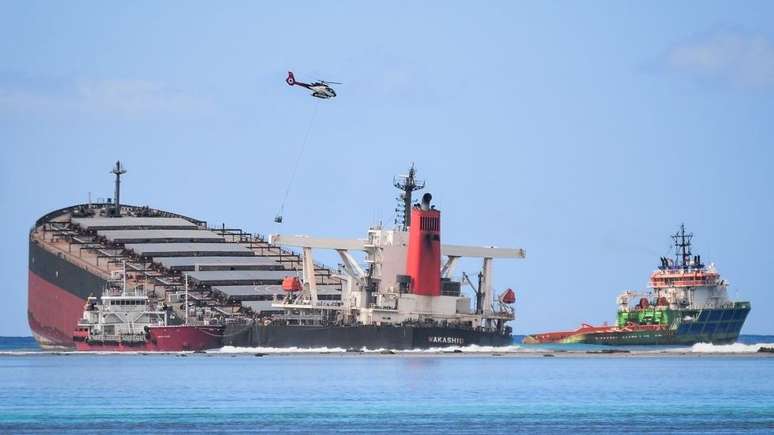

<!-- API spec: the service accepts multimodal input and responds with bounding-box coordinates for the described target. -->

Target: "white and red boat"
[72,276,222,352]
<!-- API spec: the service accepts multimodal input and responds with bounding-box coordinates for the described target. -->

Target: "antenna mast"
[111,161,127,217]
[393,163,425,230]
[672,223,693,269]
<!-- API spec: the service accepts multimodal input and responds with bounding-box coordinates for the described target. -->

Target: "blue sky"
[1,1,773,336]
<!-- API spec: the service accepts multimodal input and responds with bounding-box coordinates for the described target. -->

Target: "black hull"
[29,241,108,300]
[223,323,513,350]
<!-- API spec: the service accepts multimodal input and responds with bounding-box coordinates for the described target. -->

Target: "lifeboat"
[282,276,302,292]
[500,288,516,304]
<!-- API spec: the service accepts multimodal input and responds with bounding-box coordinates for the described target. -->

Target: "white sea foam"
[6,343,770,356]
[398,344,523,353]
[688,342,774,353]
[212,346,348,354]
[0,345,524,356]
[209,344,523,354]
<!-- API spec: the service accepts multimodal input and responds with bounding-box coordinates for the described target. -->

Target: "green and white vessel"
[524,225,751,345]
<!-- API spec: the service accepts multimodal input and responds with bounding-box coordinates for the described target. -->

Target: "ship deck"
[30,203,343,326]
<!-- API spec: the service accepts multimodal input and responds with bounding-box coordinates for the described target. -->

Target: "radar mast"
[672,223,693,269]
[393,163,425,230]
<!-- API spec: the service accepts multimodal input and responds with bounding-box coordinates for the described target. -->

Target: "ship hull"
[223,323,513,349]
[524,305,751,346]
[28,241,107,349]
[565,328,736,346]
[74,326,224,352]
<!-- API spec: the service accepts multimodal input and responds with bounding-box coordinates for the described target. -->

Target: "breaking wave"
[3,342,772,356]
[210,344,523,354]
[688,342,774,353]
[399,344,523,353]
[213,346,348,354]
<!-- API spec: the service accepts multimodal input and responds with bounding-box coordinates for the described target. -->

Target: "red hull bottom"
[74,325,224,352]
[523,323,666,344]
[523,324,617,344]
[28,272,86,349]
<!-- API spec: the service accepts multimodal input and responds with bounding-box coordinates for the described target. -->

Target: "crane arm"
[270,234,525,259]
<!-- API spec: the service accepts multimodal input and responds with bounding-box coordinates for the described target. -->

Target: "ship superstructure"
[645,225,729,310]
[524,225,750,345]
[262,192,522,336]
[75,269,167,344]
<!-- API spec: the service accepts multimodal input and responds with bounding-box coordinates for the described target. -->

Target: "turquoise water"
[2,337,774,433]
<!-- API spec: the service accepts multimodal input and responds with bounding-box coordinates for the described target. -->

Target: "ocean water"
[1,336,773,434]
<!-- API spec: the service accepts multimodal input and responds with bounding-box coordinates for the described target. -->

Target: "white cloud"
[667,31,774,88]
[0,77,214,117]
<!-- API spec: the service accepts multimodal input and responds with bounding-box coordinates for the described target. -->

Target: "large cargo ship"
[29,162,524,350]
[523,225,750,345]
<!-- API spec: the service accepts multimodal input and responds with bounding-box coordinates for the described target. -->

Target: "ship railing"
[651,279,716,288]
[32,203,206,231]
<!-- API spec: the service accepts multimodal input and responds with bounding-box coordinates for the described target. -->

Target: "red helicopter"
[286,71,339,99]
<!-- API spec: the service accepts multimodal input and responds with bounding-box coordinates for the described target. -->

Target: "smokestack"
[420,193,432,211]
[405,193,441,297]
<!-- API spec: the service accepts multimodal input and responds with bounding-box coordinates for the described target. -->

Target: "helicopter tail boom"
[286,71,312,89]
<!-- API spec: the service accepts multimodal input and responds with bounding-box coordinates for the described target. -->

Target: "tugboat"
[73,268,223,351]
[524,225,751,345]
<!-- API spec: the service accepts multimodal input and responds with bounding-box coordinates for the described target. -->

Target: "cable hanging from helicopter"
[274,71,341,224]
